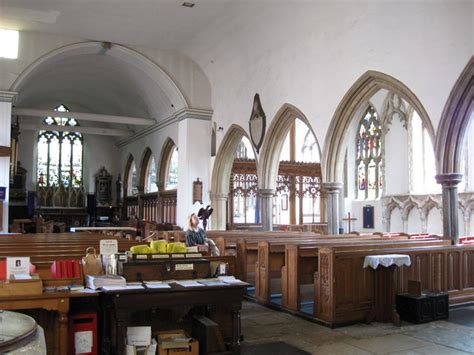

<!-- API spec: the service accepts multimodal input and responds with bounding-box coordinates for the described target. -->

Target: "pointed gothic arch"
[158,138,178,190]
[323,71,434,183]
[435,57,474,174]
[123,154,136,197]
[210,124,255,230]
[139,147,153,188]
[258,103,322,190]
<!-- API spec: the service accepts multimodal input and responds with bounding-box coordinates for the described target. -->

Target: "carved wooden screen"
[229,159,259,227]
[275,161,322,225]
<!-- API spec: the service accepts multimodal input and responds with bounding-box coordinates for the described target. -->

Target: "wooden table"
[100,283,248,354]
[71,226,137,237]
[0,291,98,355]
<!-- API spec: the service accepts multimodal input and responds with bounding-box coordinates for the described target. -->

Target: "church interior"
[0,1,473,354]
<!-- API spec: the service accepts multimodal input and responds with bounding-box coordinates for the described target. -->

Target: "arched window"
[356,106,382,200]
[274,119,321,225]
[37,104,83,187]
[127,162,138,196]
[165,147,178,190]
[145,156,158,193]
[410,111,438,194]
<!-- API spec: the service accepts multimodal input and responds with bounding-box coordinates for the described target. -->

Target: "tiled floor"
[241,302,474,355]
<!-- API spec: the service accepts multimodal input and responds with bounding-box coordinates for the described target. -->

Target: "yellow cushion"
[130,245,153,254]
[150,240,167,253]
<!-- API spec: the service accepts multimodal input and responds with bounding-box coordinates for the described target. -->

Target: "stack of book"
[86,274,126,290]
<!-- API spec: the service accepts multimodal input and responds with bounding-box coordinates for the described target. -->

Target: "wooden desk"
[71,226,137,237]
[101,283,248,354]
[0,292,98,355]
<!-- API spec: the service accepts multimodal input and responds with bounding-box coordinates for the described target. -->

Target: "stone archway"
[434,57,474,243]
[322,71,434,183]
[258,103,322,230]
[210,124,253,230]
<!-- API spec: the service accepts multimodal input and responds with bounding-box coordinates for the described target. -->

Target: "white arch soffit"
[322,71,434,182]
[10,41,189,110]
[259,104,322,190]
[211,124,255,195]
[435,56,474,174]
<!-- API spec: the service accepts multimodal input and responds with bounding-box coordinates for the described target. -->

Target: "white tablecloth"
[363,254,411,269]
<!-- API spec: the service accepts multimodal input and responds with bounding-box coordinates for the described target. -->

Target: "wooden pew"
[313,241,473,327]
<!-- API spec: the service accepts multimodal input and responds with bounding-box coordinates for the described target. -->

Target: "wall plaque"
[193,178,203,204]
[249,93,266,153]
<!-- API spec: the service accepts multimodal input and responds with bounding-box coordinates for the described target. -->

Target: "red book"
[59,261,68,278]
[73,260,81,279]
[0,260,6,281]
[66,260,74,278]
[51,261,59,278]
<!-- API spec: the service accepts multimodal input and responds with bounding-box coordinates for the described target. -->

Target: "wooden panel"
[0,145,11,157]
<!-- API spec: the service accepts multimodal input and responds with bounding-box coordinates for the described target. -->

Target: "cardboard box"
[157,330,198,355]
[0,274,43,297]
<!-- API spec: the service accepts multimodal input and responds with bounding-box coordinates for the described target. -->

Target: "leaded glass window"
[127,161,138,196]
[356,106,382,200]
[37,104,83,187]
[165,147,178,190]
[145,156,158,193]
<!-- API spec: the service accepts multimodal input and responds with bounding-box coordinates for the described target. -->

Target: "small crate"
[156,330,199,355]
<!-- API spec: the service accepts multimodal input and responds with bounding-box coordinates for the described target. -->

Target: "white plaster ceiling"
[0,0,236,51]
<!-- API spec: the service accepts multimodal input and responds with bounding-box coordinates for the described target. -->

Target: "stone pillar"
[322,182,343,235]
[210,192,228,230]
[435,173,463,244]
[176,109,213,228]
[0,91,16,232]
[259,188,274,231]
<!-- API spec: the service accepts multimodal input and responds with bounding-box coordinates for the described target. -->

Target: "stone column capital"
[0,91,17,103]
[435,173,463,187]
[321,182,343,194]
[210,192,228,200]
[259,189,275,197]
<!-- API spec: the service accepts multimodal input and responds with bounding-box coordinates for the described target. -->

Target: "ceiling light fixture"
[182,2,195,8]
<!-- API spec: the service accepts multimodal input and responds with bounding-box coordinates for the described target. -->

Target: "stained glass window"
[165,147,178,190]
[37,104,83,187]
[356,106,382,200]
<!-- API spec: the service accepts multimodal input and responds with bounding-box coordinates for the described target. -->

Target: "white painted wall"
[427,208,443,236]
[83,135,119,194]
[384,119,409,195]
[390,208,404,233]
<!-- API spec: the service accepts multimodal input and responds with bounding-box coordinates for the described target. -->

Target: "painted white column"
[210,192,228,230]
[176,109,212,228]
[322,182,343,235]
[259,188,274,231]
[0,91,17,232]
[436,173,463,244]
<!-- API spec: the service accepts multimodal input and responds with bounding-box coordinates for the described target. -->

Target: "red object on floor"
[68,312,98,355]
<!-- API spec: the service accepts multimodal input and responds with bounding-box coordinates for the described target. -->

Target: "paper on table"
[75,330,93,353]
[127,326,152,347]
[101,285,144,291]
[218,276,245,284]
[11,273,32,280]
[176,280,204,287]
[146,283,171,289]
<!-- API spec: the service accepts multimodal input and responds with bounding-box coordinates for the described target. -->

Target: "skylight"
[0,29,19,59]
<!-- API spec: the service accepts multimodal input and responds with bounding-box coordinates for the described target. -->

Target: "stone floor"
[240,302,474,355]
